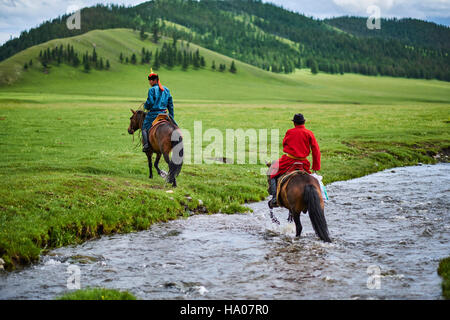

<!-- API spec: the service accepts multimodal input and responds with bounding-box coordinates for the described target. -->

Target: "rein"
[131,104,147,147]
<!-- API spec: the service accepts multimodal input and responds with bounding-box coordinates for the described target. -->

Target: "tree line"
[35,45,110,73]
[119,42,237,73]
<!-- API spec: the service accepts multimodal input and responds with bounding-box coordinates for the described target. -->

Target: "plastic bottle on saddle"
[310,173,329,201]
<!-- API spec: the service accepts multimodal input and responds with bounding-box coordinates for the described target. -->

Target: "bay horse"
[267,163,331,242]
[128,109,183,187]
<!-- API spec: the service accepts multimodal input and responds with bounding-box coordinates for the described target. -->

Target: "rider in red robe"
[268,113,321,208]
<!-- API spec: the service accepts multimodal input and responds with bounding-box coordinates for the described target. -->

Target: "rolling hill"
[0,28,449,106]
[324,16,450,50]
[0,0,449,81]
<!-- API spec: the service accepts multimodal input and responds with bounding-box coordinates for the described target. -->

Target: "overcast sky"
[1,0,449,45]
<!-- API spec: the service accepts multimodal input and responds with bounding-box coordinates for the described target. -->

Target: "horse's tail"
[304,184,331,242]
[167,131,183,184]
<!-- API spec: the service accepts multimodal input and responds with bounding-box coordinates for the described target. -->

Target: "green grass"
[56,288,137,300]
[0,28,449,270]
[438,257,450,299]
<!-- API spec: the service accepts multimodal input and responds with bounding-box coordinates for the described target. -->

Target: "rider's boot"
[142,128,150,153]
[268,177,278,209]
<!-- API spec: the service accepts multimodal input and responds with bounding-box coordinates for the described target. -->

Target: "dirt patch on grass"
[434,147,450,163]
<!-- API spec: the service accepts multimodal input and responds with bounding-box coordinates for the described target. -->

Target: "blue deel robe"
[142,84,178,131]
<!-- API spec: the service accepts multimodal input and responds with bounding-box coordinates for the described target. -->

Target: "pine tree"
[72,54,80,67]
[106,60,110,70]
[92,48,97,63]
[140,28,147,41]
[84,61,90,73]
[131,53,137,64]
[272,63,278,73]
[229,60,237,73]
[119,52,123,63]
[193,49,200,69]
[311,60,319,75]
[211,60,216,70]
[70,46,74,60]
[182,52,188,70]
[177,51,182,65]
[153,50,160,69]
[152,22,159,43]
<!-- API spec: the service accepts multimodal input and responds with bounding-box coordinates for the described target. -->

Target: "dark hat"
[292,113,305,123]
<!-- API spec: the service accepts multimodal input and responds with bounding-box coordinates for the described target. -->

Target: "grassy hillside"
[1,0,449,81]
[0,28,449,270]
[1,29,449,105]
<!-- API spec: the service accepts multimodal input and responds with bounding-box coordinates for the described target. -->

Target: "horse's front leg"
[293,212,302,237]
[154,153,167,178]
[145,151,153,179]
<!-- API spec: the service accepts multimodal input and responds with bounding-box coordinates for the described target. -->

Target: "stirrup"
[142,129,150,152]
[268,197,278,209]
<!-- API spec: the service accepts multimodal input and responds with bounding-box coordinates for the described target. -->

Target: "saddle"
[149,113,170,135]
[276,169,309,207]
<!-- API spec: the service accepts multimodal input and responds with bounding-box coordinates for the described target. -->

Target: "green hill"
[0,0,449,81]
[324,16,450,50]
[1,28,449,106]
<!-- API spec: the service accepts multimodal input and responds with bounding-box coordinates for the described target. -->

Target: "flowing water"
[1,163,449,300]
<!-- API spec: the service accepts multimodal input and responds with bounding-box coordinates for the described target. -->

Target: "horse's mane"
[136,110,147,130]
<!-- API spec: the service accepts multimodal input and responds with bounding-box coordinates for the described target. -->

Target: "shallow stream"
[1,163,448,299]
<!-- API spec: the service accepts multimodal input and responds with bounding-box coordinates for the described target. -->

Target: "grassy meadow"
[0,29,449,270]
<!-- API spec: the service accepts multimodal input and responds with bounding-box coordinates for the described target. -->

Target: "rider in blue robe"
[142,72,178,152]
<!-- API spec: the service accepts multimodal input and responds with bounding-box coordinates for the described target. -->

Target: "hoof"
[159,170,168,178]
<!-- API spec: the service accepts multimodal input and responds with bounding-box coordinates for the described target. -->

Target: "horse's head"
[128,109,145,134]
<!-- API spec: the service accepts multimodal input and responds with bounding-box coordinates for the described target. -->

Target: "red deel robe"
[269,124,321,179]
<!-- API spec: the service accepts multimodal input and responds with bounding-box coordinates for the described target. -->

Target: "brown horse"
[267,163,331,242]
[128,109,183,187]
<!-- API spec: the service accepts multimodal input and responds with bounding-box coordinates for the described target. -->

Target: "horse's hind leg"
[293,212,302,237]
[145,151,153,179]
[162,152,177,187]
